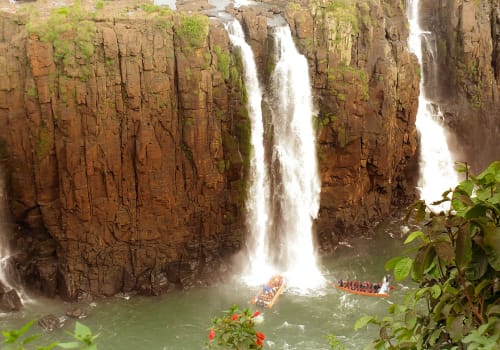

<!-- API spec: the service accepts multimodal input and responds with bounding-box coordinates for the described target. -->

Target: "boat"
[251,275,285,309]
[334,276,394,298]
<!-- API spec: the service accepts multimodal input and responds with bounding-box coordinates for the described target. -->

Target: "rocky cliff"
[0,0,419,300]
[0,3,252,299]
[420,0,500,172]
[283,0,419,250]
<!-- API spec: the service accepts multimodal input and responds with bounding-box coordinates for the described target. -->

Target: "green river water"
[0,216,416,350]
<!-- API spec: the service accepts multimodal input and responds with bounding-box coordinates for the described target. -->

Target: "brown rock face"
[0,9,249,300]
[420,0,500,172]
[0,282,23,312]
[0,1,419,300]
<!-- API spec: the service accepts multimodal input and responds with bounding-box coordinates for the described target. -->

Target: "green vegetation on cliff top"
[26,1,96,70]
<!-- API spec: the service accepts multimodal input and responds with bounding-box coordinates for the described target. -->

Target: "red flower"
[256,339,263,346]
[231,313,239,320]
[256,332,265,340]
[208,328,215,340]
[252,310,261,318]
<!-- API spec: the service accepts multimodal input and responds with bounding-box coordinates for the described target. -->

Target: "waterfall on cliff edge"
[268,26,324,291]
[226,20,271,285]
[407,0,458,206]
[225,22,324,291]
[0,169,15,292]
[0,171,22,303]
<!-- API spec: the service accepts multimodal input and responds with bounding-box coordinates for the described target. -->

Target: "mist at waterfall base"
[0,219,410,350]
[407,0,458,205]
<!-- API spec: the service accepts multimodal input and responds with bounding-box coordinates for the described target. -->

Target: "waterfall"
[0,169,14,291]
[268,26,324,290]
[0,166,25,314]
[407,0,458,205]
[225,21,324,291]
[225,20,271,285]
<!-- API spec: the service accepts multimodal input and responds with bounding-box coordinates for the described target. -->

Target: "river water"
[0,216,413,350]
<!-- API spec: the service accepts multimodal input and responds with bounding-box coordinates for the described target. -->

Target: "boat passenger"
[378,275,391,294]
[263,284,272,294]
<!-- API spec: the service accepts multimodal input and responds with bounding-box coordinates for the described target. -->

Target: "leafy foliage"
[27,1,96,66]
[1,321,98,350]
[207,305,265,349]
[177,14,209,48]
[357,161,500,349]
[327,334,346,350]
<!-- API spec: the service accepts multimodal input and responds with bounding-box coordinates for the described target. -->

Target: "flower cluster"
[207,305,265,349]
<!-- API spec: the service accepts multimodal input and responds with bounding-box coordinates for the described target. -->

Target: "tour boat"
[334,277,393,298]
[251,275,285,309]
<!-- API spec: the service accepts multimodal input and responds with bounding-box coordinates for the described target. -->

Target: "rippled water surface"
[0,217,414,349]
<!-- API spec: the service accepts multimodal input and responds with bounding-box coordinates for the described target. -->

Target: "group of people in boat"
[255,275,284,307]
[337,275,392,295]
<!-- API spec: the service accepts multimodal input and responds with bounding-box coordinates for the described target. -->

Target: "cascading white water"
[225,20,271,285]
[0,168,15,292]
[225,21,324,291]
[407,0,458,205]
[268,26,324,290]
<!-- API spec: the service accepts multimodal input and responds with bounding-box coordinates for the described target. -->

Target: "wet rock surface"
[420,0,500,172]
[0,282,23,312]
[37,314,68,332]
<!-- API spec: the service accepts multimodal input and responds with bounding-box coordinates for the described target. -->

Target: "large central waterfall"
[226,21,324,291]
[407,0,458,204]
[268,26,324,290]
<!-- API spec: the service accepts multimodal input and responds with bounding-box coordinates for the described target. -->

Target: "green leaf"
[404,310,417,330]
[428,328,441,346]
[430,284,442,299]
[354,316,376,330]
[464,245,489,280]
[57,342,80,349]
[486,304,500,317]
[457,179,474,196]
[465,204,487,219]
[74,322,92,338]
[17,320,35,337]
[446,315,464,342]
[456,225,472,269]
[385,256,404,271]
[434,241,454,263]
[393,257,413,281]
[474,279,491,297]
[412,245,435,281]
[483,225,500,271]
[404,230,425,244]
[22,334,41,344]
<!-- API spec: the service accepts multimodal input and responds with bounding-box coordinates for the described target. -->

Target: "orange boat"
[334,277,394,298]
[251,275,285,309]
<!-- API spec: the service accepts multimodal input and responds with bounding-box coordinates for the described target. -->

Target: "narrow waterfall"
[225,20,271,285]
[407,0,458,204]
[0,166,24,312]
[0,169,14,291]
[268,26,324,290]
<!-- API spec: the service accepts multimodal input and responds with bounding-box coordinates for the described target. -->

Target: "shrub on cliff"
[356,161,500,349]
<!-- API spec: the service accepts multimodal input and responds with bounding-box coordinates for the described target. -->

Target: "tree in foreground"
[206,305,265,349]
[356,161,500,349]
